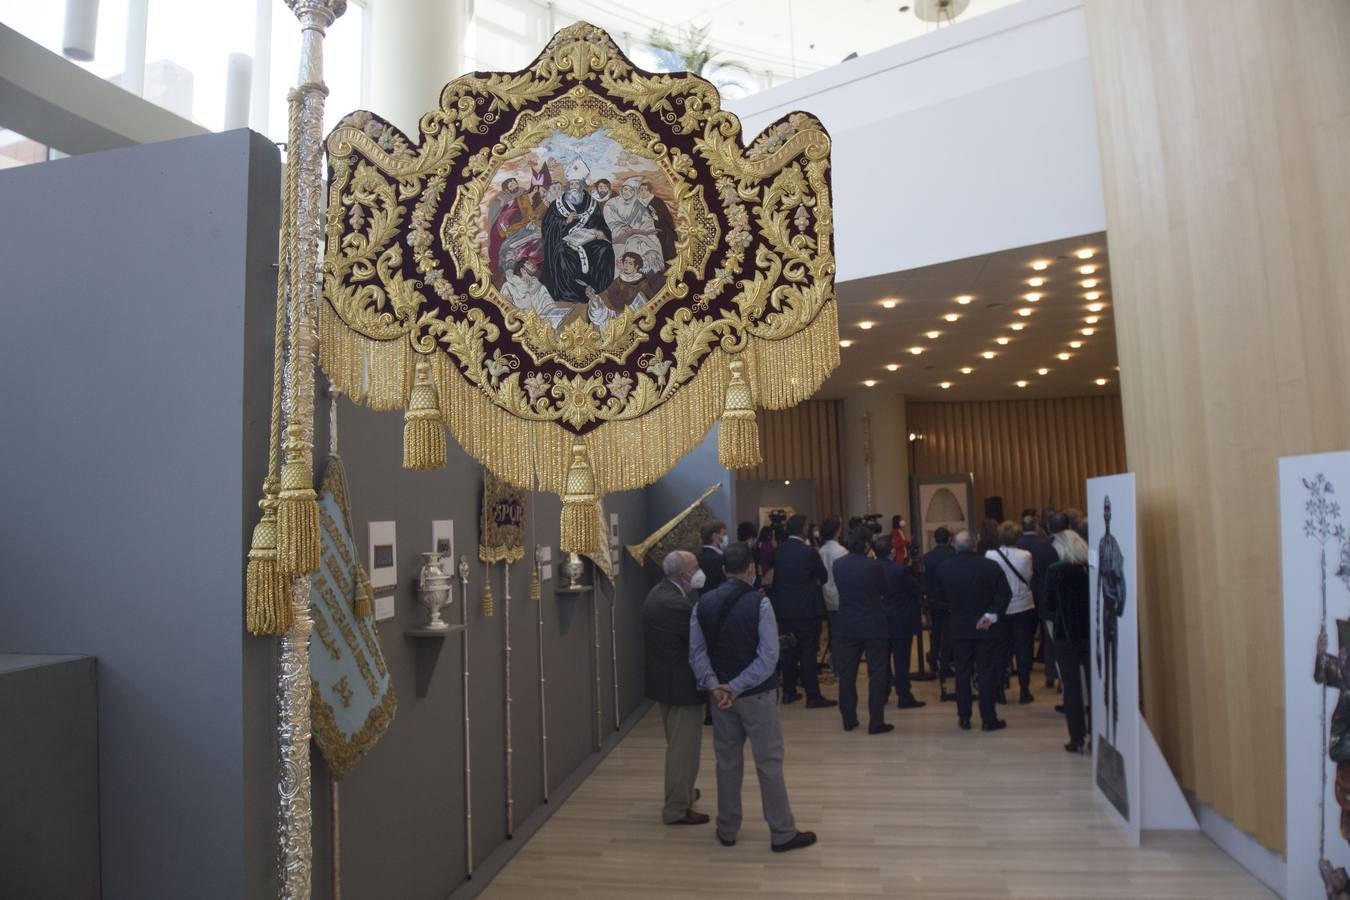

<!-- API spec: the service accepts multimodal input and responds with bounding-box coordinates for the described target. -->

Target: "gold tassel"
[277,423,321,575]
[560,441,600,554]
[403,358,446,470]
[245,476,293,636]
[482,564,495,617]
[718,357,763,468]
[353,564,374,619]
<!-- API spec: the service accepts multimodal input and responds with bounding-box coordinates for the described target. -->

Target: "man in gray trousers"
[642,550,710,825]
[689,542,817,852]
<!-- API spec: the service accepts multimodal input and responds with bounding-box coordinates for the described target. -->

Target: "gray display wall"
[734,478,818,530]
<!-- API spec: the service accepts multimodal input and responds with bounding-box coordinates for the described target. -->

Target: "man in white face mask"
[643,550,710,825]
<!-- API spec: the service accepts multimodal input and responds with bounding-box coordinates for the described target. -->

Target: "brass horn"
[625,483,721,565]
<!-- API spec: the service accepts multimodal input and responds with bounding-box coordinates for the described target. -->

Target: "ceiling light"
[1088,302,1104,312]
[1027,277,1046,287]
[1085,316,1100,324]
[1096,378,1109,386]
[1025,292,1042,302]
[1038,368,1049,376]
[1081,279,1099,288]
[939,381,952,390]
[881,299,898,309]
[839,339,853,348]
[925,330,941,339]
[1058,352,1071,361]
[863,379,877,387]
[1070,341,1083,349]
[982,351,996,359]
[1082,328,1096,336]
[885,363,900,372]
[944,313,960,322]
[1010,323,1026,331]
[1017,308,1032,317]
[784,480,792,485]
[1085,291,1102,300]
[908,346,924,355]
[1016,380,1028,388]
[858,321,875,330]
[956,295,973,305]
[1031,260,1050,271]
[995,337,1010,345]
[1075,248,1095,259]
[1078,264,1097,275]
[960,367,973,375]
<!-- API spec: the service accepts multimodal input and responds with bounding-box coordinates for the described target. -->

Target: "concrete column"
[841,392,907,522]
[368,0,468,136]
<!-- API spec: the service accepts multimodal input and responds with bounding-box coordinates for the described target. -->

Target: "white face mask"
[688,569,707,591]
[719,534,729,549]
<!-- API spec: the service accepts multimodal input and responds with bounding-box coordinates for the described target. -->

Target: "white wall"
[728,0,1105,282]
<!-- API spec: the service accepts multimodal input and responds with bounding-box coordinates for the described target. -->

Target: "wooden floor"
[483,668,1273,899]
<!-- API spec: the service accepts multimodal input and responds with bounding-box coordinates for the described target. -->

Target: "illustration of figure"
[638,179,676,267]
[540,159,615,304]
[603,176,663,270]
[586,251,662,315]
[501,257,567,328]
[592,178,613,212]
[488,162,551,277]
[1097,494,1126,745]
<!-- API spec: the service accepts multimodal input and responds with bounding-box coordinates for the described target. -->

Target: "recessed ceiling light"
[1031,260,1050,271]
[1082,328,1096,336]
[944,313,960,322]
[956,295,973,305]
[1075,248,1095,259]
[885,363,900,372]
[939,381,952,389]
[1096,378,1109,386]
[908,346,924,355]
[839,339,853,348]
[1085,291,1102,300]
[1081,279,1099,288]
[1016,380,1028,388]
[1017,308,1033,317]
[925,330,941,340]
[1078,264,1097,275]
[1058,352,1071,361]
[1070,341,1083,349]
[1025,292,1042,302]
[960,367,973,375]
[996,337,1010,345]
[1087,303,1104,312]
[1010,323,1026,331]
[863,379,877,387]
[1085,316,1100,324]
[982,351,996,359]
[858,321,875,330]
[1038,368,1049,376]
[1027,277,1046,287]
[881,299,898,309]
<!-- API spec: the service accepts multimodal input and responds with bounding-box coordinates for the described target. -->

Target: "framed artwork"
[911,473,975,556]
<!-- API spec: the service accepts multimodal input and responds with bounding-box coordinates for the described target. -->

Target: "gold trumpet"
[625,483,721,565]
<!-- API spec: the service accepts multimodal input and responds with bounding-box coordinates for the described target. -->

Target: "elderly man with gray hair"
[929,530,1012,732]
[643,550,710,825]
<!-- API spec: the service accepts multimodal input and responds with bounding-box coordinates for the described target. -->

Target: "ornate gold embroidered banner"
[320,22,837,551]
[480,468,527,565]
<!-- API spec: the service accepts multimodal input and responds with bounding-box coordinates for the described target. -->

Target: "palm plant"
[645,24,751,92]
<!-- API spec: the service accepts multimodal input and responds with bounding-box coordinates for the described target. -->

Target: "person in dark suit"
[1043,528,1092,752]
[643,550,711,824]
[831,529,893,734]
[699,520,728,593]
[876,535,926,710]
[1016,512,1060,688]
[922,527,957,686]
[769,515,837,709]
[929,530,1011,731]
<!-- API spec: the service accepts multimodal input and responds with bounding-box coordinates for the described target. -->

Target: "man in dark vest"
[643,549,710,826]
[929,530,1011,732]
[689,542,817,853]
[770,514,836,708]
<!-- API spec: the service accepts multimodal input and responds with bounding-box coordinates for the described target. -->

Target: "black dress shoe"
[981,719,1008,732]
[717,832,736,847]
[781,692,802,704]
[958,718,971,730]
[771,830,817,853]
[1019,689,1035,705]
[805,696,838,709]
[896,695,927,709]
[1065,741,1085,754]
[668,810,710,825]
[1054,703,1065,714]
[940,690,956,703]
[843,720,859,732]
[868,723,895,735]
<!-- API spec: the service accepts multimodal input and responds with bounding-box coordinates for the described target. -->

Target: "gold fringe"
[245,476,292,636]
[718,357,762,468]
[353,565,374,619]
[277,423,321,575]
[403,359,447,470]
[745,301,840,410]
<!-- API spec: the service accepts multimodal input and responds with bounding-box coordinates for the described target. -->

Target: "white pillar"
[841,392,908,521]
[63,0,100,62]
[223,53,253,131]
[368,0,469,136]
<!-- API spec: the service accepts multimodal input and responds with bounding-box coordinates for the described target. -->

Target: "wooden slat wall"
[737,401,845,519]
[906,396,1127,521]
[1085,0,1350,852]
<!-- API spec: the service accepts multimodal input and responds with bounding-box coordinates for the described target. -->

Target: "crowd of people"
[641,507,1095,849]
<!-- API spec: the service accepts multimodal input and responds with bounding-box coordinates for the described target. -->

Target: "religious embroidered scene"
[481,128,678,333]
